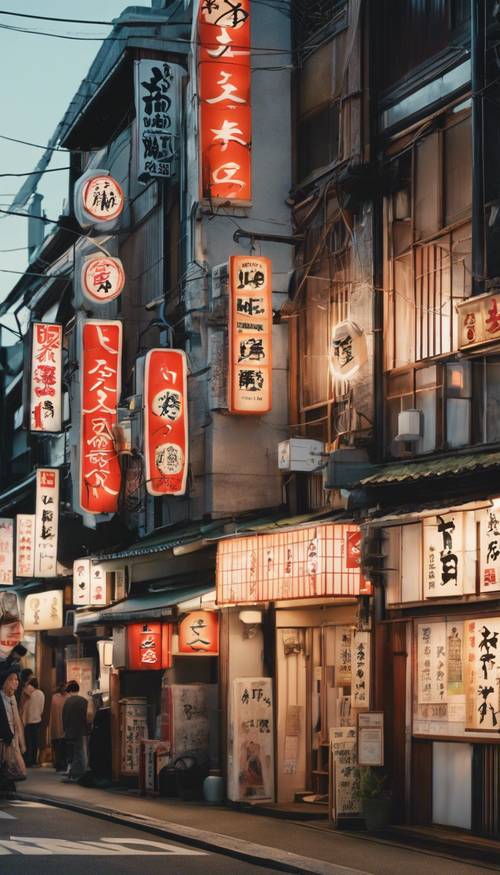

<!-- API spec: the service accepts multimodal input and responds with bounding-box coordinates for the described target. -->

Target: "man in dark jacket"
[62,681,89,781]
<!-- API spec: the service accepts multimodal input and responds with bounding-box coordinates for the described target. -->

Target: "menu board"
[358,712,384,767]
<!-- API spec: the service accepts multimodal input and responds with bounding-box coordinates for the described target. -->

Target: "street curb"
[15,790,370,875]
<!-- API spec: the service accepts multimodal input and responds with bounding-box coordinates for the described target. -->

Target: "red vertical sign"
[144,349,188,496]
[198,0,251,203]
[80,320,122,514]
[128,623,172,670]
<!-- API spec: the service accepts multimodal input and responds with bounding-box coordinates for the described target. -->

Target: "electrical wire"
[0,166,70,178]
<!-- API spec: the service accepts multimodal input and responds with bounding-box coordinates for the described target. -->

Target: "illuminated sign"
[81,256,125,304]
[134,59,181,181]
[15,514,35,578]
[80,320,122,514]
[331,320,368,381]
[127,623,172,671]
[178,611,219,655]
[228,256,272,414]
[24,590,63,631]
[0,518,14,584]
[144,348,188,496]
[34,468,59,577]
[198,0,251,203]
[30,322,62,433]
[73,558,92,606]
[457,291,500,350]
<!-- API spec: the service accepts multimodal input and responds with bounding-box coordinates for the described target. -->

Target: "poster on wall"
[330,726,360,822]
[80,255,125,305]
[334,626,352,683]
[0,518,14,584]
[178,611,219,654]
[144,348,188,496]
[357,712,384,767]
[66,657,95,700]
[197,0,251,203]
[423,513,464,597]
[15,514,35,578]
[228,256,272,415]
[34,468,59,577]
[465,617,500,732]
[163,684,215,761]
[417,622,448,704]
[479,508,500,593]
[120,698,148,775]
[229,678,274,802]
[331,321,368,381]
[352,631,370,709]
[134,59,181,181]
[29,322,63,433]
[73,558,91,606]
[24,590,63,631]
[80,320,122,514]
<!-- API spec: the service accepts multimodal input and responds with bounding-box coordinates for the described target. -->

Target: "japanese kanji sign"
[127,623,172,671]
[81,256,125,304]
[30,322,62,433]
[0,519,14,584]
[331,320,368,381]
[74,170,124,231]
[73,557,92,606]
[144,348,188,496]
[34,468,59,577]
[417,622,448,704]
[198,0,251,203]
[457,291,500,350]
[15,514,35,579]
[465,617,500,731]
[217,524,372,604]
[228,256,272,414]
[134,59,181,181]
[423,513,464,597]
[480,508,500,593]
[178,611,219,655]
[24,590,63,631]
[352,631,371,708]
[80,320,122,514]
[229,678,274,802]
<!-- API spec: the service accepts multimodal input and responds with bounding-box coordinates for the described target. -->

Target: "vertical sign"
[228,256,272,414]
[465,617,500,731]
[80,320,122,514]
[417,622,447,704]
[423,513,464,597]
[144,348,188,496]
[330,727,361,821]
[480,508,500,592]
[0,519,14,584]
[90,563,107,606]
[352,631,370,709]
[34,468,59,577]
[229,678,274,802]
[30,322,62,433]
[127,623,172,670]
[73,558,91,606]
[198,0,251,202]
[16,515,35,578]
[134,59,181,181]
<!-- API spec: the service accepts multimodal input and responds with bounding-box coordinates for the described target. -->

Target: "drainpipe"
[471,0,486,295]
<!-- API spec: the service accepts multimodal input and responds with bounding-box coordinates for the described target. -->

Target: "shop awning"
[360,451,500,487]
[75,583,214,629]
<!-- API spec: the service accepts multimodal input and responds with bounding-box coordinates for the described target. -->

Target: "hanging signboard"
[34,468,59,577]
[331,320,368,381]
[81,255,125,304]
[198,0,251,203]
[228,677,274,802]
[24,590,63,631]
[423,513,464,597]
[0,518,14,584]
[178,611,219,655]
[217,524,372,604]
[465,617,500,732]
[30,322,63,433]
[144,348,188,496]
[15,514,35,578]
[134,59,181,181]
[352,631,371,709]
[479,508,500,593]
[228,256,272,415]
[127,623,172,671]
[80,320,122,514]
[74,170,124,231]
[457,291,500,350]
[73,558,91,606]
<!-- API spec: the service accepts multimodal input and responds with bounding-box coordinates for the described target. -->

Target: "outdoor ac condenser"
[395,409,421,441]
[278,438,324,472]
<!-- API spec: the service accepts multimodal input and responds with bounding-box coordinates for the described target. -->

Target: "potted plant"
[358,767,392,831]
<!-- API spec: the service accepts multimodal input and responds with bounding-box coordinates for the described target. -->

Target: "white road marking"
[0,836,208,855]
[0,812,15,820]
[8,802,49,808]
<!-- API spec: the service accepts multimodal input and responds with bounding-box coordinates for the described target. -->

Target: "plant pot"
[362,797,392,831]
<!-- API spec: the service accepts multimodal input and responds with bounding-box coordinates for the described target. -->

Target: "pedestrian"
[21,677,45,767]
[0,666,27,786]
[49,683,68,772]
[62,681,89,781]
[16,667,34,710]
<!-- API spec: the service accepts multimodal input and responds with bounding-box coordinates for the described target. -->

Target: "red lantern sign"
[80,320,122,514]
[178,611,219,655]
[198,0,251,203]
[81,256,125,304]
[144,349,188,496]
[127,623,172,671]
[30,322,63,433]
[228,255,272,414]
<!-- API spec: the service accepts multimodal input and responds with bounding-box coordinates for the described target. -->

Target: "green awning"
[360,451,500,486]
[75,583,214,629]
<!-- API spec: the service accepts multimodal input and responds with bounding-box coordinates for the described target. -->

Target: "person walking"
[21,677,45,767]
[62,681,89,781]
[0,666,27,786]
[49,683,68,772]
[16,667,34,711]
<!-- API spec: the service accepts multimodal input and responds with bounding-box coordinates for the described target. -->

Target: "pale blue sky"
[0,1,136,334]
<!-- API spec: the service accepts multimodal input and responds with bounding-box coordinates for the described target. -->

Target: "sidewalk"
[9,768,497,875]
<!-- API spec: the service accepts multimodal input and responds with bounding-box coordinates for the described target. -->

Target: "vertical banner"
[228,256,272,414]
[16,515,35,578]
[417,622,448,704]
[465,617,500,731]
[30,322,62,433]
[144,348,188,496]
[198,0,251,202]
[127,623,172,670]
[229,678,274,802]
[34,468,59,577]
[73,558,92,606]
[479,508,500,592]
[134,59,181,181]
[352,631,370,709]
[80,320,122,514]
[423,513,464,597]
[0,519,14,584]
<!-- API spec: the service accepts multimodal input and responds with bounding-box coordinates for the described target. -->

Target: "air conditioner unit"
[278,438,324,472]
[395,409,421,442]
[211,262,229,299]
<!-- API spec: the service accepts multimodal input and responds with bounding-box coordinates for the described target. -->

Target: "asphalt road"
[0,800,294,875]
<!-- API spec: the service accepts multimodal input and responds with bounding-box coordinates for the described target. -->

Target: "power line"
[0,133,69,153]
[0,9,115,25]
[0,166,70,178]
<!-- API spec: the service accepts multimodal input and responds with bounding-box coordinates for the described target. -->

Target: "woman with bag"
[0,666,27,785]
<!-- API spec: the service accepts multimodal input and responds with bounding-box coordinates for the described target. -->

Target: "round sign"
[152,389,182,422]
[155,443,184,476]
[82,175,124,223]
[82,256,125,303]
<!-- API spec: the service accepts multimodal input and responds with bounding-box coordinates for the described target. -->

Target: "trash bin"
[174,754,209,801]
